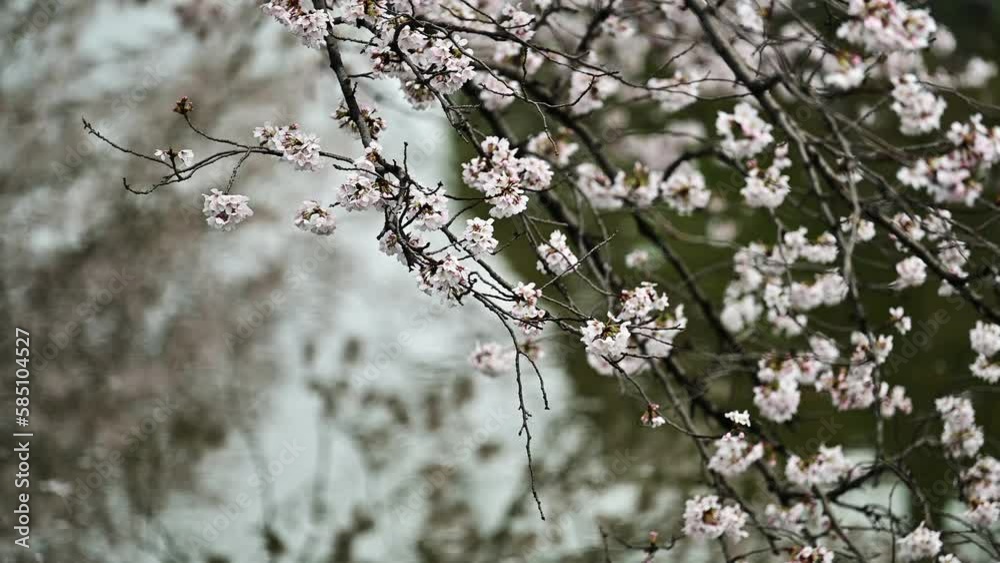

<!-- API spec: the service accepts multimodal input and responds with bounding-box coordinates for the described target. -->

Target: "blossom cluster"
[580,319,631,364]
[788,546,835,563]
[202,189,253,232]
[970,322,1000,383]
[568,66,619,115]
[724,410,751,427]
[785,445,853,489]
[337,144,400,213]
[262,0,330,49]
[836,0,937,53]
[661,163,711,215]
[253,122,323,171]
[536,230,578,275]
[817,332,899,413]
[511,282,546,335]
[890,74,946,136]
[681,495,749,541]
[765,501,828,536]
[716,102,774,159]
[707,431,764,477]
[897,522,942,562]
[721,230,849,338]
[936,396,984,459]
[332,102,386,140]
[462,217,498,257]
[574,160,710,213]
[368,26,475,107]
[582,283,686,376]
[293,200,336,235]
[526,131,578,166]
[823,53,867,91]
[468,341,515,376]
[753,356,803,423]
[898,114,1000,206]
[462,136,553,218]
[416,253,472,306]
[961,456,1000,527]
[887,210,973,296]
[741,144,792,209]
[640,403,666,428]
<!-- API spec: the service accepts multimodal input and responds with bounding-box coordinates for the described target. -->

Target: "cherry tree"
[88,0,1000,561]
